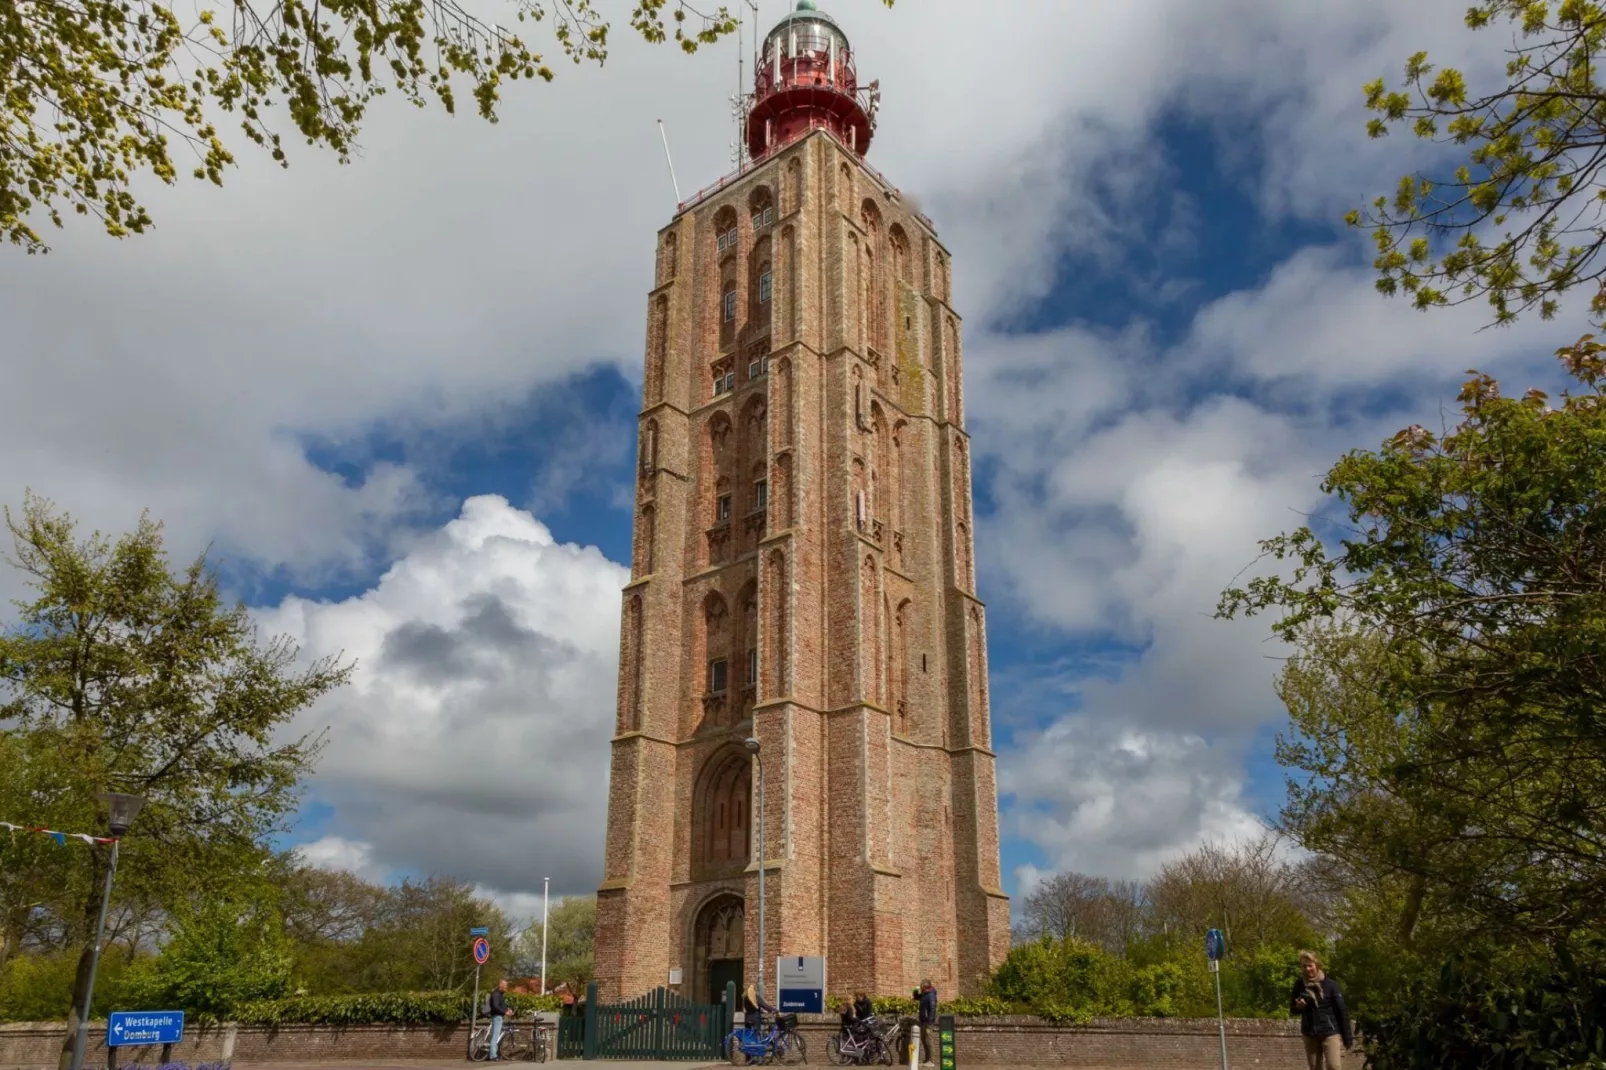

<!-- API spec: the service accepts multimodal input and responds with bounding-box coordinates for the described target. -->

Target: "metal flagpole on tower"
[656,121,682,205]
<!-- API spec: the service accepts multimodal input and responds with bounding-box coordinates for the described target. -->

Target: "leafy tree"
[1353,1,1606,327]
[1219,343,1606,944]
[514,894,595,989]
[1359,938,1606,1070]
[1,0,896,254]
[126,891,293,1017]
[0,492,352,1064]
[1143,835,1322,956]
[1017,873,1145,957]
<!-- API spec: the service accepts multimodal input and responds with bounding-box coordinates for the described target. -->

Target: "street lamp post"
[539,877,550,996]
[70,792,145,1070]
[744,736,765,1001]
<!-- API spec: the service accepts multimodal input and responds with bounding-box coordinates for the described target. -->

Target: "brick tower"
[594,0,1010,1004]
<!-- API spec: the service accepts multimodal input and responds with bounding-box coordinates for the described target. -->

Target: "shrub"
[987,936,1133,1016]
[230,989,561,1025]
[0,951,148,1022]
[1360,941,1606,1070]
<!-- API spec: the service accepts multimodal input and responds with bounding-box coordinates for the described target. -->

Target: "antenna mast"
[729,0,760,170]
[657,120,683,206]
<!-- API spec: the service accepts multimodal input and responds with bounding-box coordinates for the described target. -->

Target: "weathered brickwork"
[594,125,1010,1004]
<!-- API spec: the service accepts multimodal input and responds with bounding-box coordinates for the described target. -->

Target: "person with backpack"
[1290,951,1352,1069]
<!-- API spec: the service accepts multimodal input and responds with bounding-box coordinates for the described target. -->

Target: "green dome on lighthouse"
[796,0,816,8]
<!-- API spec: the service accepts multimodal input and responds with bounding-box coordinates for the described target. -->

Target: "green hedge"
[1360,942,1606,1070]
[230,990,562,1026]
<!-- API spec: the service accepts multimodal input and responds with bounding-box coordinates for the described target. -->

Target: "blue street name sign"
[470,926,489,936]
[107,1011,185,1047]
[1205,928,1226,962]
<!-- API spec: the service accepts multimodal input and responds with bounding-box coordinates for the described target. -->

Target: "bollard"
[909,1023,921,1067]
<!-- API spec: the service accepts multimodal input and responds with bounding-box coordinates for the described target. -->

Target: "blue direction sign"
[1205,928,1226,962]
[107,1011,184,1047]
[473,936,491,965]
[470,926,489,936]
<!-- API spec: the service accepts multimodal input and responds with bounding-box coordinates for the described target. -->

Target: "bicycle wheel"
[469,1029,490,1062]
[876,1037,894,1067]
[497,1030,517,1061]
[532,1030,548,1063]
[780,1030,807,1065]
[728,1034,750,1066]
[826,1035,845,1066]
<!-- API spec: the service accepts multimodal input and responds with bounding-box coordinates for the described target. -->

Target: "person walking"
[916,980,938,1067]
[487,979,511,1061]
[1290,951,1352,1069]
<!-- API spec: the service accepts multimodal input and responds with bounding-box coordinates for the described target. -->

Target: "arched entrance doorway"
[693,894,745,1006]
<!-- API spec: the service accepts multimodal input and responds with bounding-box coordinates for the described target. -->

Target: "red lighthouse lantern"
[747,0,879,162]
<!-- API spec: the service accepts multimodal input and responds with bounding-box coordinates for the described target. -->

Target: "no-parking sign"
[473,936,491,965]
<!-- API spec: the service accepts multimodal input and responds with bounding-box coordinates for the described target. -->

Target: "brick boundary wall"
[1,1017,1362,1069]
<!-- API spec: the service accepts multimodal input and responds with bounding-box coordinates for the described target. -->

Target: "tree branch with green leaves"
[1353,1,1606,327]
[1219,339,1606,944]
[5,0,880,253]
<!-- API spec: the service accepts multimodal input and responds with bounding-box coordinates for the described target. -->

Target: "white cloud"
[259,495,627,900]
[0,0,1561,895]
[1002,717,1267,881]
[294,835,392,883]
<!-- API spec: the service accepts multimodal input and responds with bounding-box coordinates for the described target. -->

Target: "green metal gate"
[577,982,731,1060]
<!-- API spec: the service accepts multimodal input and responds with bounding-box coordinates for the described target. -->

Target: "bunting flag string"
[0,821,118,845]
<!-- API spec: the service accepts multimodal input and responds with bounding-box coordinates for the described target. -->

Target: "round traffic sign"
[473,937,490,965]
[1204,928,1225,961]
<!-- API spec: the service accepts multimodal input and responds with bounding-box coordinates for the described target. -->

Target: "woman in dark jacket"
[1290,951,1352,1069]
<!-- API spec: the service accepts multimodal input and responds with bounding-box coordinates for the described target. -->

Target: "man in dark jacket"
[916,980,938,1068]
[1290,952,1352,1069]
[488,979,511,1061]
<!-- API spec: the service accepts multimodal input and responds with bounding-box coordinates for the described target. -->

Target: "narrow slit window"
[723,289,738,322]
[717,494,732,522]
[710,658,728,694]
[759,270,773,303]
[754,478,768,510]
[747,648,759,685]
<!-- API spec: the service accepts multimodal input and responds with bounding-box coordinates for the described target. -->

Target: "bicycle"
[469,1014,550,1062]
[726,1013,808,1065]
[826,1015,895,1066]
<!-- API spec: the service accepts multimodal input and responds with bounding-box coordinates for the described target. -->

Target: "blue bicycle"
[726,1013,808,1065]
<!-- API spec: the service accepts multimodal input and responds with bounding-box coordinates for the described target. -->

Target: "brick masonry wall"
[1,1017,1362,1069]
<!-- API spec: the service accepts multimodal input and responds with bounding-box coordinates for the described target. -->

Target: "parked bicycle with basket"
[826,1014,896,1066]
[726,1011,807,1065]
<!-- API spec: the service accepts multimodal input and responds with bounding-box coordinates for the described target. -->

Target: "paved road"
[235,1063,728,1070]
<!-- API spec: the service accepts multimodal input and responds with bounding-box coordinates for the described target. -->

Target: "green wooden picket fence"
[572,981,732,1060]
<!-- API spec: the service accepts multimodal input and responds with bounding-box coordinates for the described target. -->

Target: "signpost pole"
[1212,960,1228,1070]
[468,930,491,1059]
[70,838,120,1070]
[471,962,481,1059]
[1206,929,1228,1070]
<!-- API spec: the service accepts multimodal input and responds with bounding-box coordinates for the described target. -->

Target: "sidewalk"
[233,1063,728,1070]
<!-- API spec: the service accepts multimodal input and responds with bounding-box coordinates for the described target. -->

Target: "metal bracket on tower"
[730,92,754,169]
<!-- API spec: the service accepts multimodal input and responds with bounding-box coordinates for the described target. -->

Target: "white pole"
[756,754,766,1000]
[540,878,551,996]
[656,120,683,205]
[1212,959,1228,1070]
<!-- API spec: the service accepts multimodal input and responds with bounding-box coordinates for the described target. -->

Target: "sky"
[0,0,1583,925]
